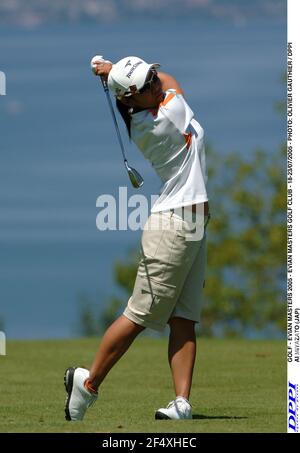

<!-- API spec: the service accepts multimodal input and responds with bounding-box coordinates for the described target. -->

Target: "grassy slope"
[0,338,286,433]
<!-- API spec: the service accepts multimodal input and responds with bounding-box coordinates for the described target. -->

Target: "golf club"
[99,76,144,189]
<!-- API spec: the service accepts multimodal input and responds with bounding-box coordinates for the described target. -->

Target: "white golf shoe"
[64,367,98,421]
[155,396,192,420]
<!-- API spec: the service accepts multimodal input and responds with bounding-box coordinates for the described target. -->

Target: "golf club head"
[125,161,144,188]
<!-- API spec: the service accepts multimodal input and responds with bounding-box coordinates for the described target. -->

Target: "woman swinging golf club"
[64,55,210,421]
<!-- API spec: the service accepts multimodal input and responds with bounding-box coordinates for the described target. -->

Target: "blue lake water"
[0,17,286,338]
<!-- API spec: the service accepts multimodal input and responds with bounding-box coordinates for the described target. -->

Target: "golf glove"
[90,55,113,75]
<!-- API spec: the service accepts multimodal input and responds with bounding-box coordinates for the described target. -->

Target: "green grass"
[0,338,286,433]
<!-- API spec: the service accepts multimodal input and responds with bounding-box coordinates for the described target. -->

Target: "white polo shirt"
[130,89,208,212]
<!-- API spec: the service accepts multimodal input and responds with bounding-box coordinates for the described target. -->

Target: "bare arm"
[157,71,184,95]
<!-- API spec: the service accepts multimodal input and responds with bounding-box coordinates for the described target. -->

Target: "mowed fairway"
[0,338,286,433]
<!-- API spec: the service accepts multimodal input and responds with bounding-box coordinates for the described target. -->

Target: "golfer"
[64,56,210,421]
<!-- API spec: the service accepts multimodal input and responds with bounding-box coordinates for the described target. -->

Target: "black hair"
[116,99,132,138]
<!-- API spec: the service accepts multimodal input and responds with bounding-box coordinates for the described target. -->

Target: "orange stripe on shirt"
[148,90,181,116]
[184,132,192,149]
[160,92,175,107]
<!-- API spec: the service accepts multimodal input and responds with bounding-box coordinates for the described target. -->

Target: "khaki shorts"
[123,209,210,332]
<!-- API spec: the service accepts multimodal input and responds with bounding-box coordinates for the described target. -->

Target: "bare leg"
[168,317,196,400]
[88,315,145,389]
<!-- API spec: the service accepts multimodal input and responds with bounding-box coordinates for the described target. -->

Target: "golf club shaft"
[100,77,127,163]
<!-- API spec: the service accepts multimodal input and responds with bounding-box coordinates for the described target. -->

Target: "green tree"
[75,292,103,336]
[75,289,124,336]
[202,144,285,337]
